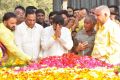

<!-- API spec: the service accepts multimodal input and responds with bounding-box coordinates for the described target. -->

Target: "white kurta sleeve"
[14,26,23,51]
[41,28,55,50]
[57,28,73,50]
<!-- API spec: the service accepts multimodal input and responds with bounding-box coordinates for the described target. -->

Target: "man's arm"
[14,26,23,52]
[41,28,56,50]
[56,28,73,50]
[0,31,31,62]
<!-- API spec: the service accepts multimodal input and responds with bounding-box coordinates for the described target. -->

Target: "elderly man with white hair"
[92,5,120,65]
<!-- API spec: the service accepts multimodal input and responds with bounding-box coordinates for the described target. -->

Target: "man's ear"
[53,23,56,31]
[104,13,109,20]
[3,21,7,26]
[104,13,108,17]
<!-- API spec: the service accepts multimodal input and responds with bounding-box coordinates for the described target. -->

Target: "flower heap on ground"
[1,53,120,80]
[17,53,113,72]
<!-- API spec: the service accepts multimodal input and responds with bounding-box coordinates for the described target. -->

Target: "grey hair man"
[92,5,120,65]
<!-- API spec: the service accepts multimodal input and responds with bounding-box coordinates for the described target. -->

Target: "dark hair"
[67,6,73,10]
[25,9,36,17]
[49,11,58,19]
[26,6,37,12]
[73,8,79,12]
[58,10,69,17]
[15,5,25,12]
[53,15,64,25]
[3,12,16,21]
[109,5,119,15]
[36,9,45,15]
[80,7,89,14]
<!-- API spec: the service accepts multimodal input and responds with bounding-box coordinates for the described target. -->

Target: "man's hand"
[26,60,34,65]
[76,41,88,51]
[92,54,101,58]
[92,54,108,60]
[27,57,42,65]
[54,24,61,39]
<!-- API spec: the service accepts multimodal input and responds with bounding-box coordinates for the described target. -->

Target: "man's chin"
[10,28,15,31]
[8,27,15,31]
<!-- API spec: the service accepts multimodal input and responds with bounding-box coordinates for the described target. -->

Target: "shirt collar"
[97,18,111,30]
[23,22,37,30]
[103,18,111,27]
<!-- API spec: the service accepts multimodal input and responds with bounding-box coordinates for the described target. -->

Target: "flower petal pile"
[0,67,120,80]
[17,53,113,72]
[0,53,120,80]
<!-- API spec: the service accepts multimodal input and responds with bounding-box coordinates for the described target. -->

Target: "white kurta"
[41,26,73,57]
[15,22,43,60]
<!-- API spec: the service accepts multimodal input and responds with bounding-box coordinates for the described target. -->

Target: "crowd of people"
[0,5,120,66]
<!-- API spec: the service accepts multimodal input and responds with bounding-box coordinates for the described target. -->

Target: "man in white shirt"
[15,9,43,60]
[41,15,73,57]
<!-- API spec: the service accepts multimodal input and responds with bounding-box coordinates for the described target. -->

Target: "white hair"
[95,5,110,17]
